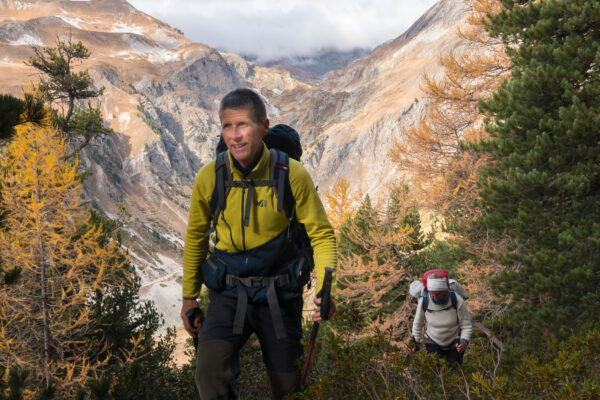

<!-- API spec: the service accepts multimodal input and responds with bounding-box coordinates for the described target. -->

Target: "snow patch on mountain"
[6,1,36,11]
[112,22,144,35]
[8,33,44,46]
[164,234,184,248]
[118,111,132,130]
[56,15,85,29]
[0,22,45,46]
[112,34,181,63]
[148,28,184,49]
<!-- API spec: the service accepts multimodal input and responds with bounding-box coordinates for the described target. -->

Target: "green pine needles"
[475,0,600,343]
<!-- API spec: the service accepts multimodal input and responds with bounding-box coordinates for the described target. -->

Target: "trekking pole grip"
[185,307,204,350]
[320,267,334,321]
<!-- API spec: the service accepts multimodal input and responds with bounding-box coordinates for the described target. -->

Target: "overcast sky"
[127,0,438,61]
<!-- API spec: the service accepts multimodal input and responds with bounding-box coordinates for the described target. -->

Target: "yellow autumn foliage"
[0,124,127,397]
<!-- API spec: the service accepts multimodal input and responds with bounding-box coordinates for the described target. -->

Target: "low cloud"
[128,0,438,61]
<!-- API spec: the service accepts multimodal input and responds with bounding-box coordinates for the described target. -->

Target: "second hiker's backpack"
[210,124,314,284]
[409,269,469,313]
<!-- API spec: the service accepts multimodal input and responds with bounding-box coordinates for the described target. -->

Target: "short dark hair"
[219,88,267,124]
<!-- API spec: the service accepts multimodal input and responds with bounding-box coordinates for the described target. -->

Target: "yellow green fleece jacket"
[182,144,337,299]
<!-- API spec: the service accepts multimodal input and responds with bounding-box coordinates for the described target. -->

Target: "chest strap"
[226,274,290,340]
[225,179,276,227]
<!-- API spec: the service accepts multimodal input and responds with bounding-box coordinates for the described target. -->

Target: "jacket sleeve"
[288,160,337,294]
[412,298,425,341]
[182,162,215,299]
[457,297,472,342]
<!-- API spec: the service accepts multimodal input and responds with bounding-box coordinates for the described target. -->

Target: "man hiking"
[180,88,337,400]
[411,272,472,366]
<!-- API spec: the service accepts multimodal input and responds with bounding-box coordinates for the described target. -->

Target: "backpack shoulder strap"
[269,148,294,217]
[450,289,457,310]
[422,289,458,313]
[209,151,232,230]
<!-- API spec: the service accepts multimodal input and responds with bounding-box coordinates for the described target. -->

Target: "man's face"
[430,290,448,303]
[220,107,269,168]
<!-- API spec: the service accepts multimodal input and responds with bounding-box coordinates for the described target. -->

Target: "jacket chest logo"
[255,199,267,208]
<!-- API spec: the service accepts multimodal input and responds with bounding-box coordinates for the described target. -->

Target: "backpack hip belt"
[226,274,290,340]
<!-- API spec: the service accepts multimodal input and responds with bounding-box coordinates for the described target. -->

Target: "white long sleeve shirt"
[412,292,472,347]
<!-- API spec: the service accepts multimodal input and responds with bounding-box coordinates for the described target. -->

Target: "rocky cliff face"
[0,0,468,329]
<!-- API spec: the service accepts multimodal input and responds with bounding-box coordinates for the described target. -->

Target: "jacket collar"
[227,143,268,178]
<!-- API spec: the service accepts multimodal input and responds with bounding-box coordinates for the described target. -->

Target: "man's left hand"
[312,296,336,323]
[456,342,467,354]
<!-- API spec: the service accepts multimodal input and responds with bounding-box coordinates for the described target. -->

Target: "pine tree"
[477,0,600,342]
[0,94,24,141]
[0,92,48,142]
[26,37,113,156]
[0,123,128,397]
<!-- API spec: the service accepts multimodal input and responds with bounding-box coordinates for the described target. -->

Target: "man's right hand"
[181,299,202,337]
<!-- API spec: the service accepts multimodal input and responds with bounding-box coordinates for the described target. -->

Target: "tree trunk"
[33,135,52,388]
[40,257,51,387]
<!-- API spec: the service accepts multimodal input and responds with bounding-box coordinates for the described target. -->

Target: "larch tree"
[335,186,427,341]
[325,178,357,231]
[0,123,129,397]
[476,0,600,343]
[388,0,511,319]
[390,0,508,216]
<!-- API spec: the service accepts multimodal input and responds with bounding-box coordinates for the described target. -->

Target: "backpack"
[409,269,469,313]
[210,124,314,282]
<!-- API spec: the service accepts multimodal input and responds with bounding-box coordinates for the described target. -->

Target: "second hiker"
[180,88,337,400]
[411,271,472,366]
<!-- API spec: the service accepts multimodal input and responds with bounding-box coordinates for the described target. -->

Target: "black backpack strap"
[423,289,459,313]
[208,151,232,237]
[450,289,457,310]
[269,148,290,214]
[422,289,429,313]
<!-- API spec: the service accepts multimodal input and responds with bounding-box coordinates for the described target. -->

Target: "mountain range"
[0,0,469,329]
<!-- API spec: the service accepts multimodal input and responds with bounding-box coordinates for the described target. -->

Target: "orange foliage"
[326,177,357,231]
[390,0,509,217]
[0,124,135,397]
[336,187,420,343]
[389,0,511,321]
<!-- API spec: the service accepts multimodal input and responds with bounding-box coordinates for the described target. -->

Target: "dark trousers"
[195,290,303,400]
[425,339,463,366]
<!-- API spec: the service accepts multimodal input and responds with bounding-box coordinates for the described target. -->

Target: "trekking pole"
[300,267,333,385]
